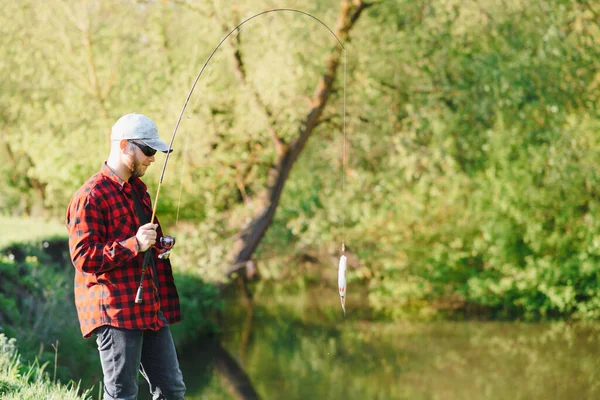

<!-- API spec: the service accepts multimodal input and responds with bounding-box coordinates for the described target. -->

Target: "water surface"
[148,284,600,399]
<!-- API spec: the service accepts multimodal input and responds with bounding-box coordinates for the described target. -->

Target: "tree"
[217,1,371,282]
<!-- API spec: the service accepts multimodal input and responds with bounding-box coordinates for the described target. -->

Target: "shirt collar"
[100,162,148,195]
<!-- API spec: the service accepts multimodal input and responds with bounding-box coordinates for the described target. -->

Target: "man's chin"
[132,169,146,178]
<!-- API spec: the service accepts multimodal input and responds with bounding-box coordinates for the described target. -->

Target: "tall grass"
[0,334,91,400]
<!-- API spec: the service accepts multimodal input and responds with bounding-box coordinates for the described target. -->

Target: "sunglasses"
[129,140,157,157]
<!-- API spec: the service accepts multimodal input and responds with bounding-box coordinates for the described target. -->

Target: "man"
[66,113,186,400]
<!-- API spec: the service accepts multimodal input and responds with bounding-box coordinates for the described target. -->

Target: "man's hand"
[136,223,157,252]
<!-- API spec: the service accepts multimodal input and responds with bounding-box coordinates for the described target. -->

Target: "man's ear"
[119,139,129,153]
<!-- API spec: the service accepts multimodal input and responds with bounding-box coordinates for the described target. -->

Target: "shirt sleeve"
[67,193,139,274]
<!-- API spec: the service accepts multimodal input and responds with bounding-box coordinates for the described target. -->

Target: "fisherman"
[66,113,186,400]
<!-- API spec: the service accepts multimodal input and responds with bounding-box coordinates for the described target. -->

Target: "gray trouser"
[95,325,186,400]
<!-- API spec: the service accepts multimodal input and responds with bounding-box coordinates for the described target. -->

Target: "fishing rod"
[134,8,348,311]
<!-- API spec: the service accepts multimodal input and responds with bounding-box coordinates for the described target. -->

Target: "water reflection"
[152,284,600,399]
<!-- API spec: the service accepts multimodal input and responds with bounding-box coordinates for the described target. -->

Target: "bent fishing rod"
[135,8,347,310]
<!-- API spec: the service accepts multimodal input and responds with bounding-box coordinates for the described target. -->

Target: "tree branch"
[211,4,288,156]
[1,127,15,164]
[226,0,369,276]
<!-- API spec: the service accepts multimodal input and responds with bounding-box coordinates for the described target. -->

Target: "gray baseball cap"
[111,113,172,153]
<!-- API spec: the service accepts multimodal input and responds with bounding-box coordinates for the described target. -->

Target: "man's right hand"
[136,223,158,252]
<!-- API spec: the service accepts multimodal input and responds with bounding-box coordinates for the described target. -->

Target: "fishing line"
[338,48,348,317]
[342,49,346,255]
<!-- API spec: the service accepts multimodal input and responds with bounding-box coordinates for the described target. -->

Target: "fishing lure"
[338,253,347,317]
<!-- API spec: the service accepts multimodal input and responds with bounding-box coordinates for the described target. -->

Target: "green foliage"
[2,0,600,320]
[170,275,223,344]
[0,241,102,390]
[353,0,600,319]
[0,334,91,400]
[0,0,343,220]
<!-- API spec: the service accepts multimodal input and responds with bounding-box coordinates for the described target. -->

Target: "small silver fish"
[338,255,347,317]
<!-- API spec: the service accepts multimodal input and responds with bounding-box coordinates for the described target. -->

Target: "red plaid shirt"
[66,163,180,338]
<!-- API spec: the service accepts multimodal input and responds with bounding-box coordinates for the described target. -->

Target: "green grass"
[0,334,91,400]
[0,216,66,249]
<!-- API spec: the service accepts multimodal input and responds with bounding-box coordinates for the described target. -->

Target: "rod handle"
[135,285,143,304]
[135,251,152,304]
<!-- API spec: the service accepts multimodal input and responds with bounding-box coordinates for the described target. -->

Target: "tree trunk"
[225,0,370,278]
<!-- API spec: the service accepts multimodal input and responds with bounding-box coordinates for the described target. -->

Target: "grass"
[0,334,91,400]
[0,216,66,249]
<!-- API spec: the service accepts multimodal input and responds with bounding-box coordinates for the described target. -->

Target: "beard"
[126,148,146,178]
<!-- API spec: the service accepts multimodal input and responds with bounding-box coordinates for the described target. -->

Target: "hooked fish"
[338,254,347,317]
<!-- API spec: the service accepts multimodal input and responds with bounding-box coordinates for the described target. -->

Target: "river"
[141,283,600,400]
